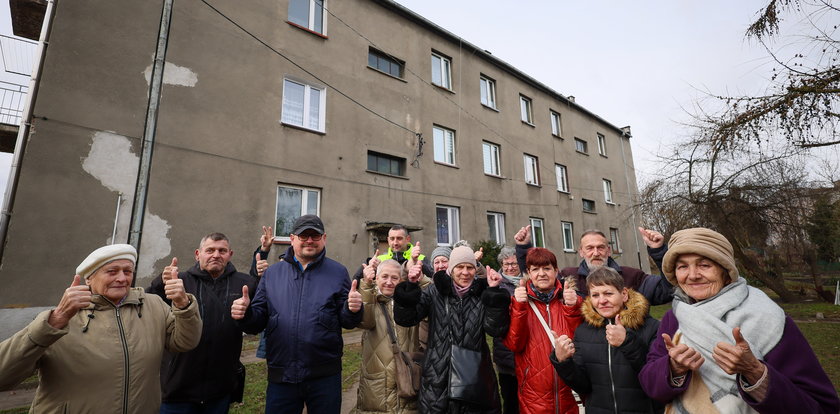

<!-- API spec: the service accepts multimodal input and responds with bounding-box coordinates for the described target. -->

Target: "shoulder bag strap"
[528,299,555,349]
[380,302,399,345]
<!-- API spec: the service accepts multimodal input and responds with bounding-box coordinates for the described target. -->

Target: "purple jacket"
[639,310,839,414]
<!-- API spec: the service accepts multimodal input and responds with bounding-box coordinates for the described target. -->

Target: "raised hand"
[474,247,484,262]
[713,327,765,384]
[48,275,93,329]
[514,278,528,303]
[605,314,627,347]
[562,276,578,306]
[368,249,381,269]
[486,266,501,287]
[255,252,269,277]
[638,227,665,249]
[163,257,189,309]
[663,332,704,376]
[552,330,575,361]
[362,262,376,283]
[514,225,532,245]
[260,225,274,252]
[410,242,422,261]
[231,285,250,320]
[407,262,422,283]
[347,280,362,313]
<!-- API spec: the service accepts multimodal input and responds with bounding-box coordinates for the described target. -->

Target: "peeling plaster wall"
[143,60,198,87]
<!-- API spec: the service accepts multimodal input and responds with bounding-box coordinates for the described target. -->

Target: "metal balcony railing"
[0,81,27,126]
[0,35,37,126]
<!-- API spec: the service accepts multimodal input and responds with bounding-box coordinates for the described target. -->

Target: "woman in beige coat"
[0,244,202,413]
[354,259,430,414]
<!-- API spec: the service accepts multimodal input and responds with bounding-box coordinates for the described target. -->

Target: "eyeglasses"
[295,234,323,241]
[502,262,518,267]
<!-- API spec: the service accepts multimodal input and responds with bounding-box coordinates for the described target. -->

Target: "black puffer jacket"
[550,289,661,414]
[393,271,510,414]
[147,262,257,403]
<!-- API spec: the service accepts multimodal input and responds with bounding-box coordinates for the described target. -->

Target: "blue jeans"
[265,374,341,414]
[256,332,267,359]
[159,394,232,414]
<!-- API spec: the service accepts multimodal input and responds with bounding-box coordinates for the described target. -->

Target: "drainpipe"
[128,0,174,258]
[0,0,57,262]
[618,127,643,269]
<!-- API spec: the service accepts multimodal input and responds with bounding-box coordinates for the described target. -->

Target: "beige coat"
[354,277,430,414]
[0,288,202,414]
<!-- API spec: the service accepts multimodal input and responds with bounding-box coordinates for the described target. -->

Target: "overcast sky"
[0,1,819,206]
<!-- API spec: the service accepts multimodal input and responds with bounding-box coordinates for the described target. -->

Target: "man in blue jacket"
[231,214,362,413]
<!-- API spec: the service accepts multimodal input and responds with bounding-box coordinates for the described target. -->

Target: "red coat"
[503,280,583,414]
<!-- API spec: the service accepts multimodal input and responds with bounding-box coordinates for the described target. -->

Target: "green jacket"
[377,244,425,263]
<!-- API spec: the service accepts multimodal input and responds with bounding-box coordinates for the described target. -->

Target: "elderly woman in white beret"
[0,244,202,413]
[639,228,839,414]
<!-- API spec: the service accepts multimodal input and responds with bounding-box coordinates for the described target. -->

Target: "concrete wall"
[0,0,648,316]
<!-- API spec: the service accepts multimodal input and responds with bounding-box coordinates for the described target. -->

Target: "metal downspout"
[0,0,57,262]
[618,130,643,268]
[128,0,174,261]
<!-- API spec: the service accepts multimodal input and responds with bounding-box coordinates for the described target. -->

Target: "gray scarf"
[671,278,784,413]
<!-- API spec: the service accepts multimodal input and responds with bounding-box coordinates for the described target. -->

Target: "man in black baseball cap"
[290,214,324,235]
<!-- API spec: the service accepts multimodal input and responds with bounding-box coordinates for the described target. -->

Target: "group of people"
[0,214,838,414]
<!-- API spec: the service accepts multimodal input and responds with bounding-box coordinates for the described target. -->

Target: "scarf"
[670,278,784,413]
[531,282,554,303]
[453,280,472,298]
[501,273,523,285]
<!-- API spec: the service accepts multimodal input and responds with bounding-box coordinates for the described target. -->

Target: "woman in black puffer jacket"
[550,267,662,414]
[393,246,510,414]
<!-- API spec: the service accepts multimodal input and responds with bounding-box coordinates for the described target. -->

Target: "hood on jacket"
[581,288,649,329]
[186,261,238,281]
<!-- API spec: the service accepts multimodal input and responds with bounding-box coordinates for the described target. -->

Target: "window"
[368,48,404,78]
[487,212,506,245]
[562,222,574,252]
[431,52,452,89]
[609,228,621,253]
[550,111,562,137]
[433,126,456,165]
[575,138,588,154]
[436,205,460,246]
[603,179,614,204]
[281,78,326,132]
[482,141,501,176]
[582,198,596,213]
[597,133,607,156]
[480,75,497,109]
[520,95,533,124]
[276,185,320,240]
[530,218,545,248]
[288,0,326,34]
[555,164,569,193]
[367,151,405,177]
[524,154,539,185]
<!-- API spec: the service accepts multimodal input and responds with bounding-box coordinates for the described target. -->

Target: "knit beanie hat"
[447,246,476,275]
[76,244,138,280]
[662,228,739,285]
[431,246,452,260]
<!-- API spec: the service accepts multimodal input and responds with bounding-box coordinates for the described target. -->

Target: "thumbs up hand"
[347,280,362,313]
[552,330,575,362]
[562,276,579,307]
[163,258,189,309]
[362,262,376,283]
[486,266,501,287]
[231,285,250,320]
[474,247,484,262]
[255,253,269,277]
[162,257,178,282]
[713,327,765,384]
[514,278,528,303]
[410,242,422,261]
[48,274,93,329]
[407,262,422,283]
[514,225,532,245]
[663,332,704,376]
[368,249,381,269]
[605,313,627,347]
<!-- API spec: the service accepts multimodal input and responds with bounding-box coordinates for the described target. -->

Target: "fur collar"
[433,270,488,297]
[581,289,649,329]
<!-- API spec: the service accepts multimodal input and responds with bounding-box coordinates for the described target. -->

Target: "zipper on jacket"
[115,307,130,414]
[607,334,618,414]
[547,303,559,414]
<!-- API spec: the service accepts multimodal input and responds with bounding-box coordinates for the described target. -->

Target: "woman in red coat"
[503,247,583,414]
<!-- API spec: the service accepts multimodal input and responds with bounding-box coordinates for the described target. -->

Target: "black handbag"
[446,302,495,406]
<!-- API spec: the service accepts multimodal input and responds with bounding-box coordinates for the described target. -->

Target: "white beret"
[76,244,137,280]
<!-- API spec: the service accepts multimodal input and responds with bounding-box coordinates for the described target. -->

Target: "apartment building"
[0,0,648,311]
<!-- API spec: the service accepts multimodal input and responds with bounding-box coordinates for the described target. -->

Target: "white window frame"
[482,141,501,176]
[520,95,533,124]
[487,212,506,245]
[275,184,321,241]
[433,125,456,165]
[550,110,562,137]
[562,221,574,252]
[530,217,545,248]
[436,205,461,246]
[555,164,569,193]
[280,78,326,133]
[603,179,614,204]
[524,154,539,186]
[597,133,607,156]
[609,227,622,253]
[480,75,497,109]
[575,138,588,154]
[431,52,452,89]
[288,0,327,35]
